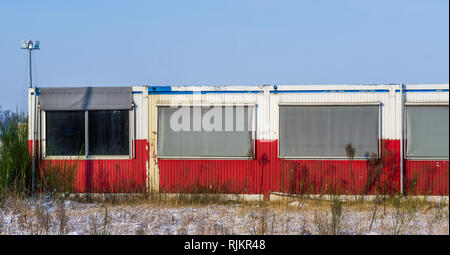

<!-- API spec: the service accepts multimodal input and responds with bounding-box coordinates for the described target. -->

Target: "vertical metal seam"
[400,83,404,195]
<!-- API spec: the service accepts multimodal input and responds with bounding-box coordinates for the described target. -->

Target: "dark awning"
[39,87,132,111]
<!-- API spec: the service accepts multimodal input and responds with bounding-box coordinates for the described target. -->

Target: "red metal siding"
[404,160,449,195]
[30,139,448,195]
[30,139,149,193]
[270,139,401,195]
[159,139,407,195]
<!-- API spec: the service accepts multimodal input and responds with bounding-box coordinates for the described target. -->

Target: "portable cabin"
[28,86,148,193]
[28,84,449,196]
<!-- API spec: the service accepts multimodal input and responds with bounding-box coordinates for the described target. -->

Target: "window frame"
[404,102,449,161]
[41,108,135,160]
[277,102,381,160]
[155,103,257,160]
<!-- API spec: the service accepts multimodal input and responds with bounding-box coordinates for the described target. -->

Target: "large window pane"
[88,110,129,155]
[406,105,449,158]
[279,105,379,158]
[157,106,253,157]
[46,111,85,156]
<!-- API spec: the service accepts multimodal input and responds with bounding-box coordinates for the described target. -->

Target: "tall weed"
[0,112,30,199]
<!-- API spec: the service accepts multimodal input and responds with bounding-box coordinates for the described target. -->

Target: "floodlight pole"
[29,49,32,88]
[22,40,39,194]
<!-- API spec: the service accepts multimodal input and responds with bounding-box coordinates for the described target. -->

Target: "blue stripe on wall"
[148,86,172,93]
[148,90,262,95]
[395,89,449,92]
[147,88,449,94]
[270,89,390,94]
[32,86,449,95]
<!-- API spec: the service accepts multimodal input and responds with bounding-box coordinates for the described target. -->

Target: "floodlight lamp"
[32,41,40,49]
[21,40,40,50]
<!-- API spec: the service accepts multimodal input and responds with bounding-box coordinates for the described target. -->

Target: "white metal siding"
[132,86,149,140]
[154,84,449,142]
[29,84,449,143]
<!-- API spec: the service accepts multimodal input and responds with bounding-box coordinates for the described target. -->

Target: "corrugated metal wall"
[159,139,402,195]
[155,84,448,196]
[35,140,148,193]
[404,161,449,195]
[403,84,449,195]
[29,84,448,195]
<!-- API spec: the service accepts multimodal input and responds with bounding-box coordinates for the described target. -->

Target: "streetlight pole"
[21,40,39,88]
[29,49,32,88]
[21,40,39,193]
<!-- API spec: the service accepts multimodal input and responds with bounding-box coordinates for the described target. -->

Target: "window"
[45,110,131,157]
[46,111,85,156]
[157,105,254,158]
[40,87,133,158]
[279,105,379,158]
[406,105,449,159]
[89,110,129,155]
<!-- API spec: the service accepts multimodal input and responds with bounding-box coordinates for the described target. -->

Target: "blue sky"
[0,0,448,112]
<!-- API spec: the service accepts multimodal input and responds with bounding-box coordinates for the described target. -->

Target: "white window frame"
[404,102,449,161]
[277,102,381,160]
[41,107,135,160]
[156,103,257,160]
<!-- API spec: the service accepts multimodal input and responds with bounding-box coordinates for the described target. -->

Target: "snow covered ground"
[0,196,448,235]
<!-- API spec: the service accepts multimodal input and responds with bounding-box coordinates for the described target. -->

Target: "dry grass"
[0,193,448,235]
[55,201,69,234]
[0,211,3,234]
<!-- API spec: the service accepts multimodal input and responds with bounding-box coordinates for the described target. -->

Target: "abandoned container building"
[28,84,449,197]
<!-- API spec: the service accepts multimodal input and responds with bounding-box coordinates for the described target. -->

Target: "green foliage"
[0,112,30,198]
[0,110,78,200]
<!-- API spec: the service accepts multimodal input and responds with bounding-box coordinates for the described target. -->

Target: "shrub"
[0,109,78,200]
[386,195,419,235]
[313,195,346,235]
[0,112,30,199]
[38,160,78,199]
